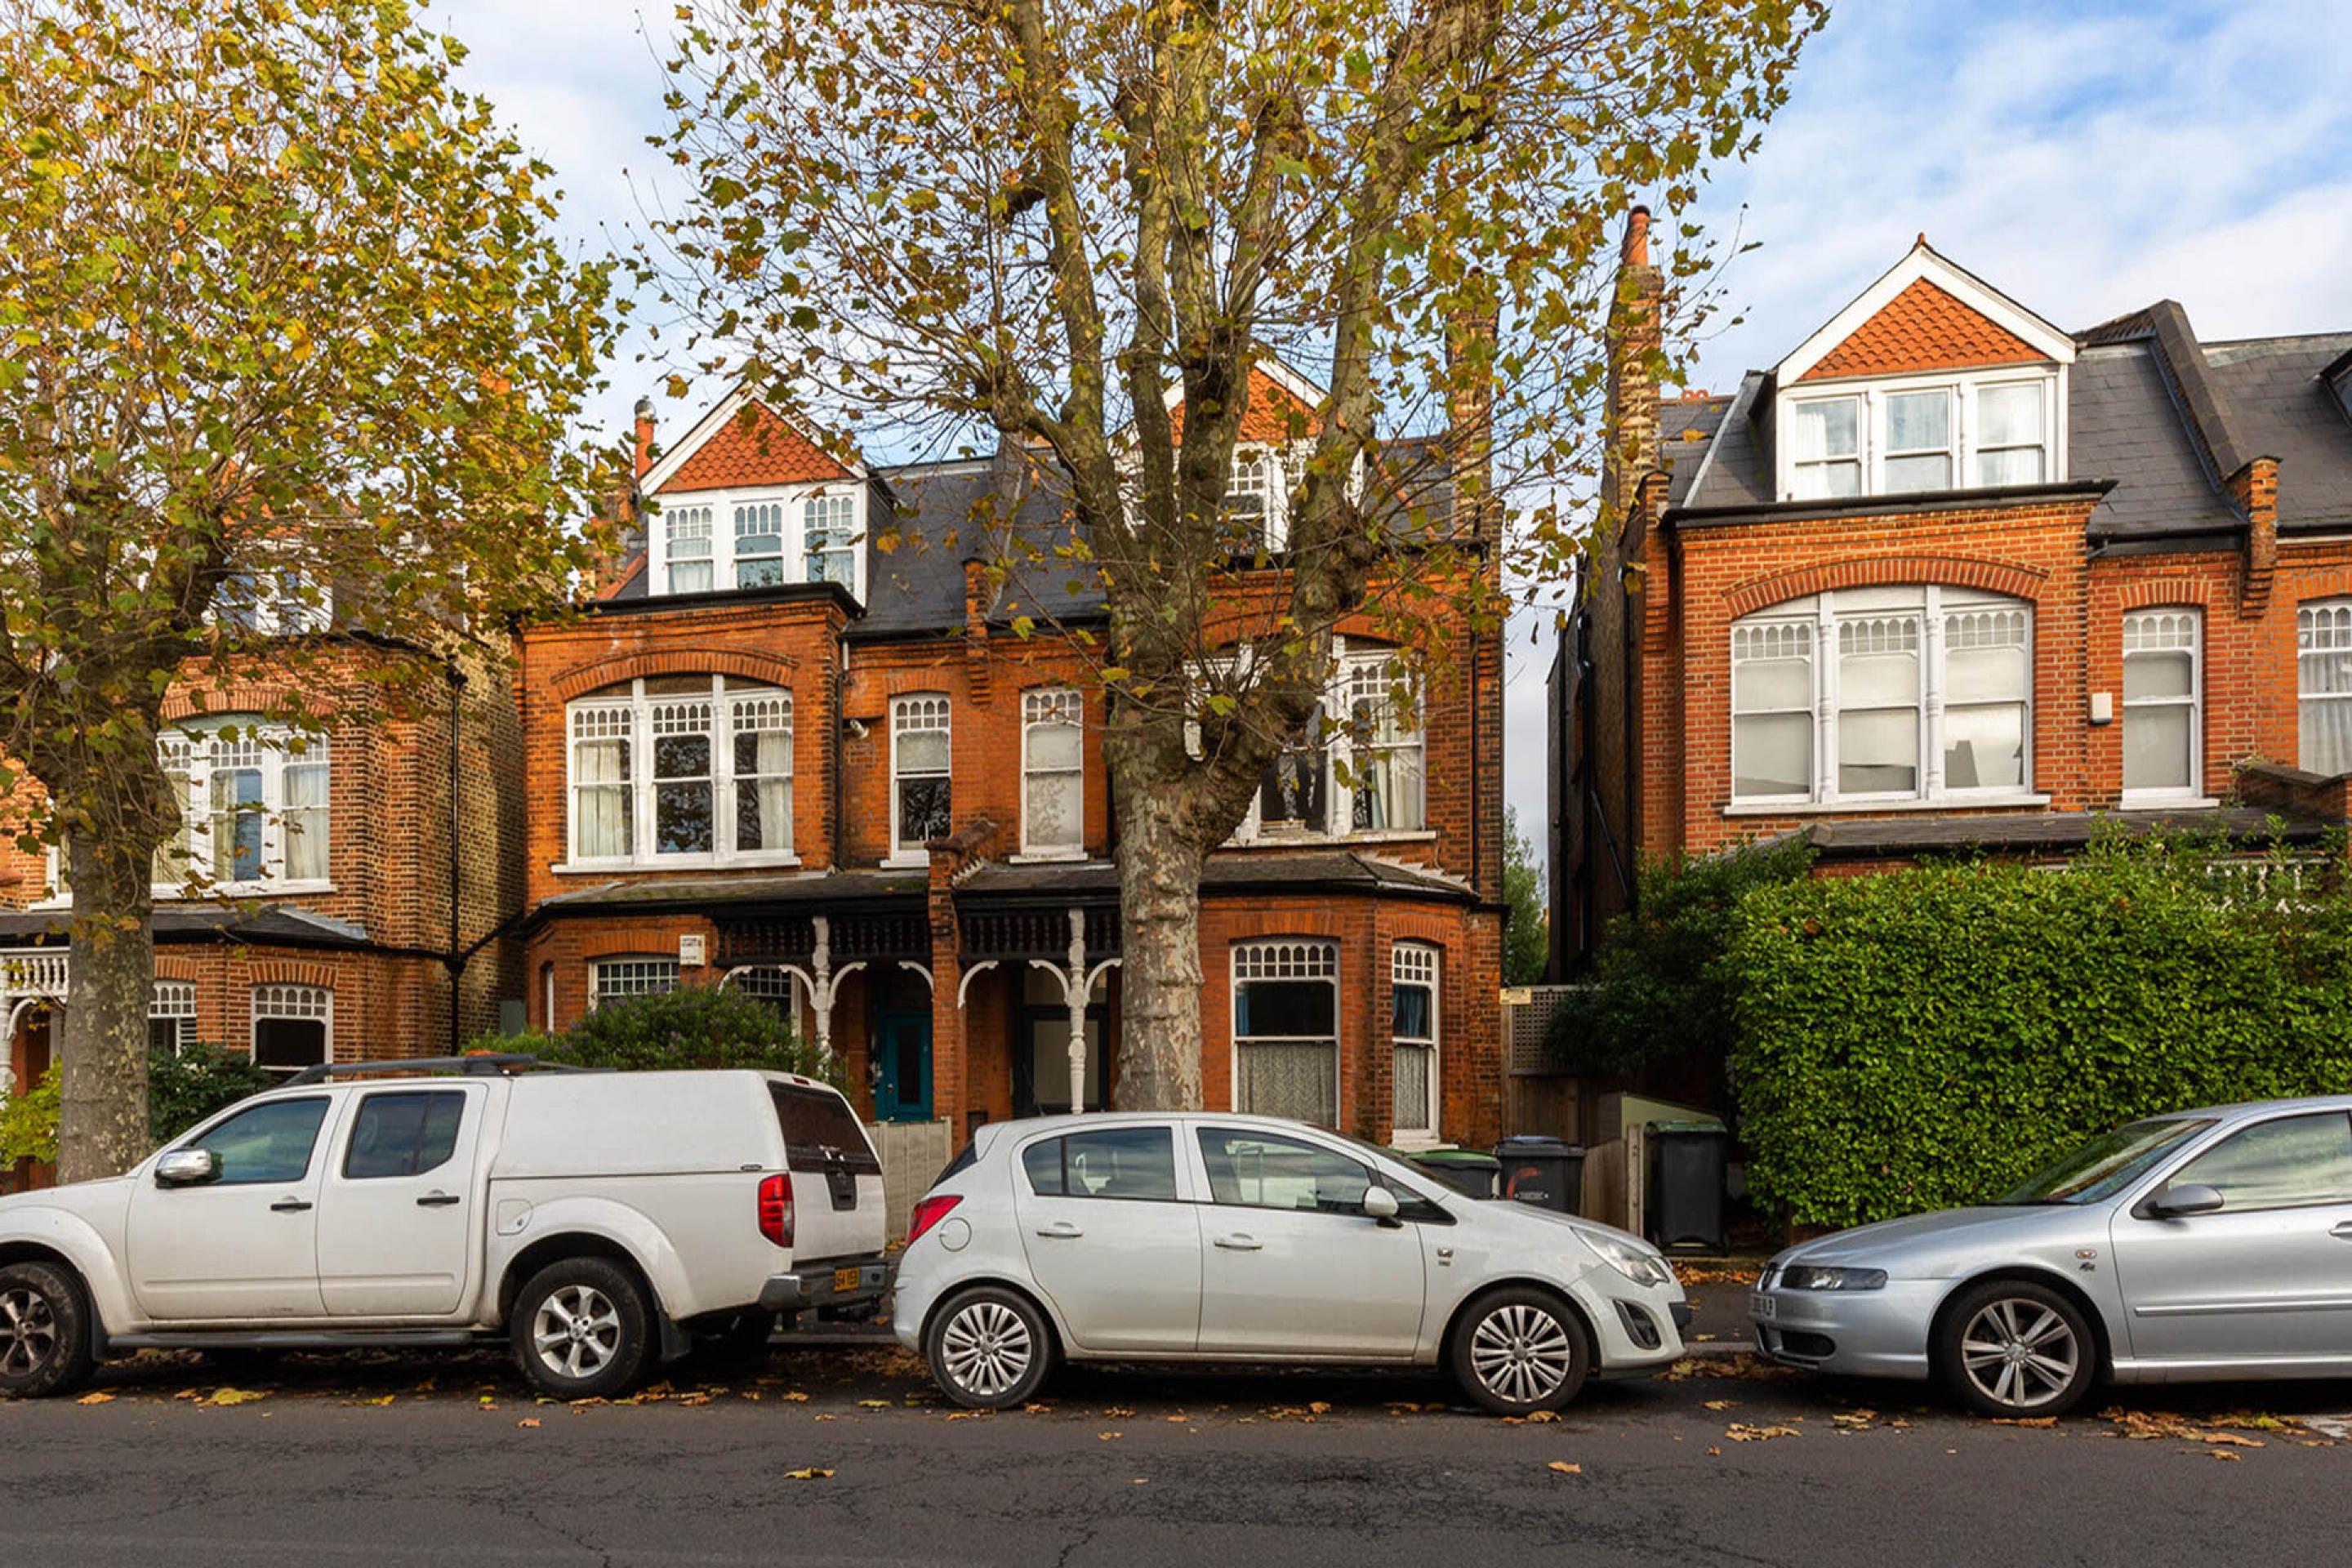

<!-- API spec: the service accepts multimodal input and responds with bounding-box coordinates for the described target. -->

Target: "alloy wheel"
[0,1287,59,1380]
[1468,1301,1574,1405]
[532,1284,624,1382]
[939,1299,1033,1401]
[1958,1297,2080,1410]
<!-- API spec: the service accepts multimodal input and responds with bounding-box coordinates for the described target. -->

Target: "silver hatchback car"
[1751,1095,2352,1416]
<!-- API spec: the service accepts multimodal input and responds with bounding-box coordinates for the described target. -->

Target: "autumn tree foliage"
[646,0,1821,1108]
[0,0,622,1178]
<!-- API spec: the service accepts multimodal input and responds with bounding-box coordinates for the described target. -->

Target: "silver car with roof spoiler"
[1750,1094,2352,1416]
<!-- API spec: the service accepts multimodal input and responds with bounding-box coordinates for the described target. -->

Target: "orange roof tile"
[1169,365,1323,445]
[1799,278,2050,382]
[660,399,853,492]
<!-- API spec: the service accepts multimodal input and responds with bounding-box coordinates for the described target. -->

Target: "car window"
[2167,1111,2352,1211]
[1196,1127,1372,1214]
[343,1091,466,1180]
[180,1097,331,1187]
[769,1084,882,1175]
[1998,1118,2214,1205]
[1022,1127,1178,1200]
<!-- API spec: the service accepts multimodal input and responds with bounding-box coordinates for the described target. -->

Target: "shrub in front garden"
[1725,835,2352,1227]
[470,982,840,1089]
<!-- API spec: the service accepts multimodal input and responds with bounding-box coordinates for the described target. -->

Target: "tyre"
[692,1309,777,1367]
[510,1257,653,1401]
[1937,1278,2096,1419]
[1450,1286,1590,1416]
[0,1261,97,1400]
[924,1286,1054,1410]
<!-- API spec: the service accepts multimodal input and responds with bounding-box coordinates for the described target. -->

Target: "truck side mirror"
[155,1148,221,1187]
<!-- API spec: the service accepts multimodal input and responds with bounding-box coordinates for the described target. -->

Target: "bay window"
[2122,609,2202,800]
[1020,688,1085,858]
[1391,943,1439,1143]
[1224,643,1427,842]
[1346,664,1425,831]
[565,676,795,866]
[149,980,196,1056]
[2300,602,2352,777]
[1232,940,1339,1127]
[590,958,675,1012]
[890,694,953,863]
[167,720,332,893]
[1730,586,2034,808]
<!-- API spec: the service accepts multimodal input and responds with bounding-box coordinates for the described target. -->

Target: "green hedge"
[468,982,841,1090]
[1725,838,2352,1227]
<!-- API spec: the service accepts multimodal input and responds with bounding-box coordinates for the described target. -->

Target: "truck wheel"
[511,1258,653,1401]
[0,1261,98,1400]
[925,1286,1054,1410]
[1450,1286,1590,1415]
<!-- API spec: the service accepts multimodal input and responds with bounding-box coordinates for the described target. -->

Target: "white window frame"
[802,490,858,587]
[149,980,197,1056]
[1017,688,1086,861]
[175,719,332,895]
[2121,608,2206,805]
[561,676,798,871]
[732,500,789,589]
[1227,446,1289,551]
[659,502,715,595]
[1230,939,1340,1129]
[649,483,866,600]
[2297,600,2352,777]
[588,957,677,1012]
[209,566,332,635]
[250,982,332,1077]
[1775,371,2060,502]
[1226,639,1431,845]
[1727,586,2040,813]
[888,693,954,868]
[1390,943,1440,1147]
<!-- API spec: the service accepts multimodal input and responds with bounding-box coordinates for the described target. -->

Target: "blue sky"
[446,0,2352,875]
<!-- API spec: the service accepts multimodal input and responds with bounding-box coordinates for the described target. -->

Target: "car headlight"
[1779,1265,1887,1291]
[1583,1233,1676,1290]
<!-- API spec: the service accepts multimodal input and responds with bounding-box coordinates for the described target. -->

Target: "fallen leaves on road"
[943,1410,990,1422]
[75,1392,114,1405]
[1671,1264,1762,1287]
[204,1388,268,1407]
[516,1419,541,1429]
[1988,1416,2056,1428]
[1831,1410,1877,1431]
[1704,1446,1722,1457]
[1701,1399,1738,1412]
[1659,1354,1797,1383]
[777,1391,810,1403]
[1098,1432,1122,1441]
[2102,1407,2285,1446]
[1725,1423,1800,1442]
[1022,1402,1054,1414]
[1546,1461,1583,1476]
[783,1468,834,1481]
[359,1395,397,1408]
[856,1399,892,1410]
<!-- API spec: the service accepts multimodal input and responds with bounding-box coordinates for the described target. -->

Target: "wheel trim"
[1959,1298,2079,1410]
[532,1284,623,1382]
[0,1287,59,1379]
[1468,1302,1574,1406]
[939,1300,1034,1401]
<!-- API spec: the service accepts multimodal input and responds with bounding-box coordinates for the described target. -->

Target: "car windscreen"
[768,1084,882,1174]
[1997,1117,2215,1205]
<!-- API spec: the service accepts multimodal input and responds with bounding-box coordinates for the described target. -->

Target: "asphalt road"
[2,1334,2346,1568]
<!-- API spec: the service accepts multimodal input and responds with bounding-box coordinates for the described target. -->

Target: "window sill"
[1722,792,2051,817]
[1009,850,1093,864]
[880,853,931,871]
[1390,1131,1442,1153]
[550,855,800,876]
[167,880,338,899]
[1220,829,1439,850]
[2118,794,2220,810]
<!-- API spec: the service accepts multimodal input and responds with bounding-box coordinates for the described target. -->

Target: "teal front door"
[872,1006,933,1123]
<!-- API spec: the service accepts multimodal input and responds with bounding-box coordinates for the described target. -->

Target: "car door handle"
[2331,1221,2352,1240]
[1034,1221,1083,1239]
[270,1198,313,1214]
[416,1192,462,1208]
[1214,1235,1263,1251]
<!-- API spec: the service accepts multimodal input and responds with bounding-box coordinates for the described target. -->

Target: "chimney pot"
[1624,206,1651,268]
[632,397,657,481]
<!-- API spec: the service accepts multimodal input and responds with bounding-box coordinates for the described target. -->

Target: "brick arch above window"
[1723,555,2047,620]
[152,955,201,983]
[162,683,341,724]
[247,958,337,990]
[551,648,800,704]
[2114,579,2214,612]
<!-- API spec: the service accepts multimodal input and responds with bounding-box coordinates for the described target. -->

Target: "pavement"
[2,1320,2347,1568]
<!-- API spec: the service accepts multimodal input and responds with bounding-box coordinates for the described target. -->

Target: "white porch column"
[1065,909,1088,1115]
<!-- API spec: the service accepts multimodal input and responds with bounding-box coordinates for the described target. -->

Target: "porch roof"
[0,902,370,951]
[1795,806,2336,861]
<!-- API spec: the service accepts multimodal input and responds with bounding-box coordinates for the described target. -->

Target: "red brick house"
[1550,210,2352,971]
[519,368,1508,1152]
[2,627,527,1185]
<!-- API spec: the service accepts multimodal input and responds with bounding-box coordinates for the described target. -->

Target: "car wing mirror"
[2149,1183,2224,1218]
[1361,1185,1401,1225]
[154,1148,220,1188]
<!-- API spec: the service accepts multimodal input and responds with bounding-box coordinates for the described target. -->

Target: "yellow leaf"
[1098,1431,1122,1441]
[1546,1461,1582,1475]
[1702,1400,1737,1411]
[361,1395,397,1407]
[783,1467,835,1481]
[2207,1449,2243,1462]
[1524,1409,1558,1423]
[205,1388,268,1407]
[517,1418,541,1429]
[76,1392,115,1405]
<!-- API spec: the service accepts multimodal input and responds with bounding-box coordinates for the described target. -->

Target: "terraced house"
[1550,211,2352,971]
[520,368,1508,1152]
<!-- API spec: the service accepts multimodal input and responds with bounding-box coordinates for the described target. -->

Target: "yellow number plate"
[834,1266,862,1294]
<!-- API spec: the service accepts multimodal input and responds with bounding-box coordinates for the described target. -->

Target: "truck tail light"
[906,1192,961,1246]
[758,1173,795,1249]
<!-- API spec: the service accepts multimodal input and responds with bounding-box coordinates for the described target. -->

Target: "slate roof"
[961,850,1472,903]
[2201,332,2352,532]
[2072,341,2243,541]
[0,903,372,949]
[1800,806,2335,861]
[1658,394,1731,505]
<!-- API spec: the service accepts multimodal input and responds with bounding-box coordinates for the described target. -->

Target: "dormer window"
[1780,374,2056,501]
[804,492,856,586]
[1227,448,1288,550]
[1789,398,1861,499]
[1975,382,2047,484]
[652,484,867,599]
[665,505,714,593]
[733,501,788,587]
[1883,390,1953,490]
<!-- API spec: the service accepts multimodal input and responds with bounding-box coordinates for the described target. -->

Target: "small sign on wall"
[1499,986,1533,1006]
[679,933,707,968]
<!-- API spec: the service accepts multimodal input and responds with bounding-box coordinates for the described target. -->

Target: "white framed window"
[889,694,953,865]
[590,958,676,1012]
[211,567,332,635]
[1344,663,1425,831]
[1232,940,1339,1128]
[1227,448,1287,550]
[149,980,196,1056]
[117,719,333,896]
[803,492,856,586]
[1019,688,1085,858]
[1729,586,2034,808]
[2122,608,2203,801]
[564,676,796,867]
[733,501,788,588]
[1225,641,1430,844]
[662,503,715,594]
[1391,943,1438,1144]
[251,983,332,1077]
[2297,601,2352,777]
[1779,372,2058,501]
[154,735,195,889]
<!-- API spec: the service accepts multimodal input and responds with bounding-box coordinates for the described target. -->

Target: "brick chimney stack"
[633,395,657,481]
[1446,266,1501,576]
[1606,207,1664,535]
